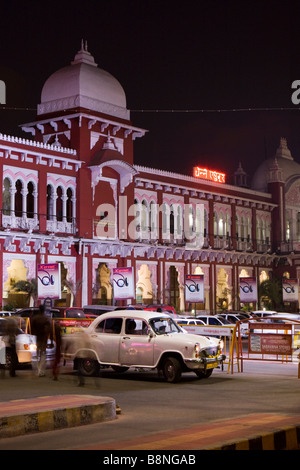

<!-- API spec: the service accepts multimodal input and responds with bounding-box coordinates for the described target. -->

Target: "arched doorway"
[168,266,180,311]
[3,259,28,308]
[216,268,231,311]
[93,263,113,305]
[136,264,153,303]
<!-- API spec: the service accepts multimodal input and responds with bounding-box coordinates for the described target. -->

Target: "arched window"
[203,208,208,238]
[141,200,148,232]
[175,204,183,239]
[149,201,157,239]
[162,203,170,238]
[246,217,251,241]
[188,206,194,238]
[296,212,300,242]
[47,184,54,220]
[15,179,23,217]
[134,198,140,235]
[241,216,245,240]
[170,205,175,235]
[56,186,63,222]
[219,212,224,237]
[213,211,218,236]
[3,177,11,215]
[26,182,34,219]
[66,187,73,223]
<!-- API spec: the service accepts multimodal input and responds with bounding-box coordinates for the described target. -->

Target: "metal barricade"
[227,316,300,377]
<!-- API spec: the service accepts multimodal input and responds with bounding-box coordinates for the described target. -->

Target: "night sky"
[0,0,300,185]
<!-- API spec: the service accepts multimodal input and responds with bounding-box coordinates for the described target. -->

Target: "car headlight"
[194,343,201,357]
[218,339,224,351]
[24,344,37,352]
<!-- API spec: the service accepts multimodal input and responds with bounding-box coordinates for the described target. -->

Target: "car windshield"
[217,317,231,325]
[149,317,182,334]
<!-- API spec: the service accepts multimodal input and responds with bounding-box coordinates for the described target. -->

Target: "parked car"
[13,307,61,330]
[14,307,61,319]
[62,310,226,383]
[0,317,36,367]
[0,311,14,317]
[194,314,237,338]
[249,317,295,335]
[143,304,178,317]
[83,305,118,317]
[273,312,300,322]
[52,307,87,319]
[217,313,249,338]
[0,317,55,369]
[175,318,206,334]
[250,310,277,318]
[196,314,234,327]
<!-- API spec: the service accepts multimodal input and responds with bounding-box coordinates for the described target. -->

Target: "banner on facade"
[282,278,299,302]
[37,263,61,299]
[113,267,135,300]
[239,276,257,303]
[185,274,204,303]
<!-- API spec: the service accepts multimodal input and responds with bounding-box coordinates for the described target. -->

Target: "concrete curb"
[207,425,300,450]
[0,395,120,439]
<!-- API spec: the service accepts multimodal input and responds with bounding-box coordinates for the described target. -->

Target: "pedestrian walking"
[5,317,19,377]
[71,328,93,386]
[31,304,51,377]
[52,319,61,380]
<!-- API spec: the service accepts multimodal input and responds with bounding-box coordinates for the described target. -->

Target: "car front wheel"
[195,368,213,379]
[78,358,99,376]
[162,357,182,383]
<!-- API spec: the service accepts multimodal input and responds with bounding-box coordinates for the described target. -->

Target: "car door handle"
[122,336,131,340]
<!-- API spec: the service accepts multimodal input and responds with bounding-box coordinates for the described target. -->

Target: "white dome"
[251,138,300,192]
[38,43,129,120]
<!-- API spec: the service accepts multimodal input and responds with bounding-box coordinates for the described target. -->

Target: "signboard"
[193,167,226,184]
[282,278,299,302]
[185,274,204,303]
[59,319,93,335]
[249,333,292,355]
[113,267,135,300]
[239,276,257,303]
[37,263,61,299]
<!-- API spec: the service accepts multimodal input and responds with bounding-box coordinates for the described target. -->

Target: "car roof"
[90,310,172,322]
[251,310,277,314]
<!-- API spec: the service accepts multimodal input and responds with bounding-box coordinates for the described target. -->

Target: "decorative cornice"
[37,95,130,120]
[0,142,83,172]
[0,132,76,155]
[134,166,277,209]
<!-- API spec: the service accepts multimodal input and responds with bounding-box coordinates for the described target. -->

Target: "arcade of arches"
[2,256,273,312]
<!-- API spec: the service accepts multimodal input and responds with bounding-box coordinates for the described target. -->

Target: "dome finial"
[71,40,97,67]
[275,137,293,160]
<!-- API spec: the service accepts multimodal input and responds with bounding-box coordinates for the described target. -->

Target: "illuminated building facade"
[1,43,300,312]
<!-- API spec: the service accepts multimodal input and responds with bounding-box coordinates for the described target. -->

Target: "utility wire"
[0,105,300,113]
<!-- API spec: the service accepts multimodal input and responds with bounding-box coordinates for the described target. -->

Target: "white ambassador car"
[62,311,226,382]
[0,317,55,369]
[0,317,36,367]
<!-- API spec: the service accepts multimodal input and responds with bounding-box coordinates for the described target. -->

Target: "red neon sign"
[193,166,226,183]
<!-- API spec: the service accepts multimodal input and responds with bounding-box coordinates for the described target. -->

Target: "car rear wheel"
[162,357,182,383]
[195,369,213,379]
[78,358,99,376]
